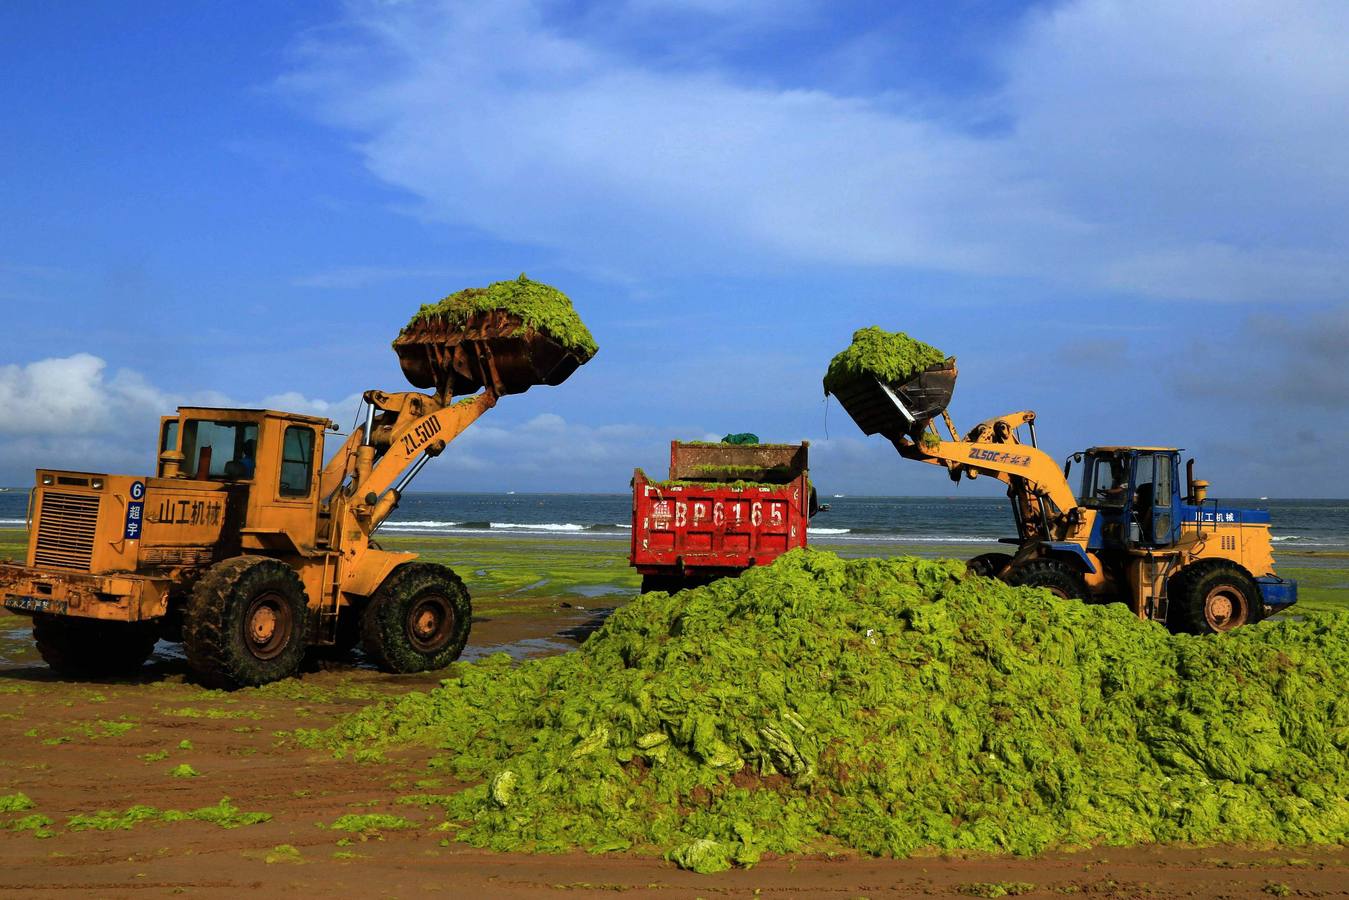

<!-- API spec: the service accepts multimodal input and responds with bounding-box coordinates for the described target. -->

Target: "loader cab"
[158,407,332,555]
[1077,447,1181,549]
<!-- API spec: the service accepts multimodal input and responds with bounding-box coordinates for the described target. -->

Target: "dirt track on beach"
[2,604,1348,899]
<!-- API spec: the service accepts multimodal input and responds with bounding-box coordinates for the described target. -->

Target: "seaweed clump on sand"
[402,273,598,358]
[310,550,1349,872]
[823,326,946,396]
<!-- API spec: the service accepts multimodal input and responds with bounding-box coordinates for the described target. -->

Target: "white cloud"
[0,354,367,484]
[282,0,1349,302]
[0,354,168,435]
[0,353,674,491]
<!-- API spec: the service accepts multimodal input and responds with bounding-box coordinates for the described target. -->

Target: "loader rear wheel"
[183,556,309,688]
[32,615,158,678]
[966,552,1014,579]
[1007,558,1088,601]
[361,563,471,674]
[1167,560,1262,635]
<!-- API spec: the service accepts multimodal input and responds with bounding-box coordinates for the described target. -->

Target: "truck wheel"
[32,615,158,678]
[360,563,471,674]
[1007,558,1088,601]
[183,556,310,688]
[1167,560,1262,634]
[640,575,681,594]
[966,552,1014,579]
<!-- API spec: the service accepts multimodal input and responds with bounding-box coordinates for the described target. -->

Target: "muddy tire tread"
[966,552,1015,579]
[183,555,309,689]
[32,615,158,677]
[1167,558,1262,635]
[1007,557,1089,600]
[360,563,471,674]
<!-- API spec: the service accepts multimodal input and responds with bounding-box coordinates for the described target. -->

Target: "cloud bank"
[281,0,1349,302]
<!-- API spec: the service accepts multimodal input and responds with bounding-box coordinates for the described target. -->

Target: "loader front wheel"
[361,563,471,674]
[1007,557,1088,601]
[32,615,158,678]
[183,556,309,688]
[1167,560,1262,634]
[966,552,1014,579]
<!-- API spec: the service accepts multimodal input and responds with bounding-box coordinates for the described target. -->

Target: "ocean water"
[380,493,1349,550]
[0,490,1343,550]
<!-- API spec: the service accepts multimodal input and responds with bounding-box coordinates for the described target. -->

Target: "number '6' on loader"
[0,299,596,687]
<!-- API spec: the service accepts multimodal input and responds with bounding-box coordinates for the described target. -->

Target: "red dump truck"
[630,440,817,593]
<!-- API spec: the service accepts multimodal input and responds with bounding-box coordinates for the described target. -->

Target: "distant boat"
[1259,496,1269,501]
[832,494,845,498]
[507,491,516,495]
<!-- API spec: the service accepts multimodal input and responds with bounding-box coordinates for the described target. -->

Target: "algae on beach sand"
[823,326,946,395]
[401,274,598,358]
[309,549,1349,870]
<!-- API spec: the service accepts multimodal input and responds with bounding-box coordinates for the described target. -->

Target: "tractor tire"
[966,552,1014,579]
[1167,559,1262,635]
[183,556,310,688]
[32,614,158,678]
[1007,557,1088,601]
[360,563,471,674]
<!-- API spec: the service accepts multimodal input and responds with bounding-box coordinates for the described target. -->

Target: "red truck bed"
[630,441,811,592]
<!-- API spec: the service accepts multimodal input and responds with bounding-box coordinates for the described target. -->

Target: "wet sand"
[1,530,1346,898]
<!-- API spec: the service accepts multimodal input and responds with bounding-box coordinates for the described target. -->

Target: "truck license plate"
[3,596,67,614]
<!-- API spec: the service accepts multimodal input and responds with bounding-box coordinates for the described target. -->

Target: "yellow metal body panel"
[1,389,498,643]
[1180,521,1277,578]
[0,563,169,621]
[890,411,1285,625]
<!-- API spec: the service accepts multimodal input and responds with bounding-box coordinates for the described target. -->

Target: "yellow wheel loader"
[0,309,595,686]
[828,358,1297,633]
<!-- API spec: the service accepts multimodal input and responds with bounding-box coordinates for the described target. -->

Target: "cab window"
[182,420,258,481]
[279,426,314,498]
[157,419,180,477]
[1080,454,1129,509]
[1133,452,1175,546]
[160,420,179,454]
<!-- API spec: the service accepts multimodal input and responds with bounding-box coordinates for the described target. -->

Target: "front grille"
[34,491,101,570]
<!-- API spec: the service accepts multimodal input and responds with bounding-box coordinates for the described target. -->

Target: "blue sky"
[1,0,1346,496]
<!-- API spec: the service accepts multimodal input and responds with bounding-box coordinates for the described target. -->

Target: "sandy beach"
[1,529,1346,897]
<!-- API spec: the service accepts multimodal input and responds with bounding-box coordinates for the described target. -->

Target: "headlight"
[91,478,104,490]
[41,474,53,486]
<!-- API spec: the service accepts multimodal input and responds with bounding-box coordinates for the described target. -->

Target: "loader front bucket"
[393,309,596,398]
[829,359,957,441]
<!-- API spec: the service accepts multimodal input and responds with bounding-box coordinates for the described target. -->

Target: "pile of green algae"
[308,550,1349,872]
[823,326,947,396]
[401,273,598,358]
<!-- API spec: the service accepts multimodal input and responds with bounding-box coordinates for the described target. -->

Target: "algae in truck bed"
[823,326,946,395]
[401,273,598,358]
[309,549,1349,870]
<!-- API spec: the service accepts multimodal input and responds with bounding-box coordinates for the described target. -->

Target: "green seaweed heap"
[402,274,598,358]
[311,550,1349,872]
[823,326,946,396]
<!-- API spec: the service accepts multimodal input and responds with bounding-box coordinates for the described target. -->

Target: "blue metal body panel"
[1085,513,1104,551]
[1180,506,1272,525]
[1041,541,1097,574]
[1256,576,1298,609]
